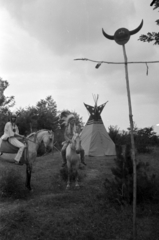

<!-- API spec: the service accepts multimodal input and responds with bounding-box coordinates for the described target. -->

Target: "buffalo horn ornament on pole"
[102,20,143,45]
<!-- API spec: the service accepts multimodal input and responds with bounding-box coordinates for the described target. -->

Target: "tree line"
[0,78,84,149]
[0,78,158,152]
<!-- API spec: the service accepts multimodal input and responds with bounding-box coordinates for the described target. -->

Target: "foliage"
[0,78,15,136]
[139,2,159,44]
[108,125,159,154]
[36,95,58,130]
[0,78,15,108]
[104,145,159,205]
[139,32,159,45]
[134,127,159,153]
[108,125,130,145]
[16,107,39,135]
[16,96,59,135]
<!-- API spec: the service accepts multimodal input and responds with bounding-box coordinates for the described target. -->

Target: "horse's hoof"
[75,184,80,189]
[66,185,70,190]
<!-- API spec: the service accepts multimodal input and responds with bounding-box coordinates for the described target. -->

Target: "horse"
[65,132,82,189]
[0,129,54,190]
[27,129,54,155]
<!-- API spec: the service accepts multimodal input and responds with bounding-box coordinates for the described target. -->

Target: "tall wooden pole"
[77,20,144,240]
[122,44,137,240]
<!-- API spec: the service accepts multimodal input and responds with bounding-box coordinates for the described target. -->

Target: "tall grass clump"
[0,168,28,199]
[104,144,159,205]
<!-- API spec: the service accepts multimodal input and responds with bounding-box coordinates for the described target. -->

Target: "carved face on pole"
[102,20,143,45]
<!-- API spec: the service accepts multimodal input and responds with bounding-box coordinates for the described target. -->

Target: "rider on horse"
[1,112,25,165]
[61,112,86,167]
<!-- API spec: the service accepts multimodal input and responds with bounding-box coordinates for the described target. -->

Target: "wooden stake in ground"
[122,44,137,238]
[102,20,144,240]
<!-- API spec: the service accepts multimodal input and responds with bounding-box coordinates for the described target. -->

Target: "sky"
[0,0,159,134]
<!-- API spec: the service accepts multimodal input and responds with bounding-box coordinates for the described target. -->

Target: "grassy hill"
[0,150,159,240]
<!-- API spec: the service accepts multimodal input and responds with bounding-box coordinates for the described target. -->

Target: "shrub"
[108,125,159,154]
[104,144,159,205]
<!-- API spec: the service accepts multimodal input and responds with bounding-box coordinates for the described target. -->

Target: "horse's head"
[72,133,82,154]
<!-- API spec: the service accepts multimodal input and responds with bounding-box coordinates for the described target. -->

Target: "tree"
[0,78,15,136]
[139,2,159,44]
[16,96,59,135]
[36,96,58,130]
[16,107,39,135]
[0,78,15,108]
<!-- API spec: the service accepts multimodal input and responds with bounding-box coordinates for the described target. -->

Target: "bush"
[108,125,159,154]
[104,144,159,205]
[0,169,28,199]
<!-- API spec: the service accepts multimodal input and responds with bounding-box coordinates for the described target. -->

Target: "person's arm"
[15,125,19,135]
[14,133,24,139]
[14,125,25,139]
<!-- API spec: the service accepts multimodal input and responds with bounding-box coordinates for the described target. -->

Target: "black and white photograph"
[0,1,159,239]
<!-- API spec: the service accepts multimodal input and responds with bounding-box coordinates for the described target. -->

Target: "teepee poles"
[92,93,99,110]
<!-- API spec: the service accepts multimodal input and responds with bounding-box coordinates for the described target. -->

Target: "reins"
[23,132,38,144]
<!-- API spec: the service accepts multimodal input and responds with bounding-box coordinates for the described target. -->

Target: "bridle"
[70,134,81,150]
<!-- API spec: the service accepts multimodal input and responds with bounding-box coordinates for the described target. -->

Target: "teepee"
[81,94,116,156]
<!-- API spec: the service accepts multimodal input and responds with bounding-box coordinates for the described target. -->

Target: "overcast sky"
[0,0,159,134]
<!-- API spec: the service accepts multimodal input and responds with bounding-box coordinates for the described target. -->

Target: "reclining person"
[1,113,25,165]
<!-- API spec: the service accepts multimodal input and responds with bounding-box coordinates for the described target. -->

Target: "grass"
[0,149,159,240]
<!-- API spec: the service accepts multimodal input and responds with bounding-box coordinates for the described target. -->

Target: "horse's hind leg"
[25,164,32,191]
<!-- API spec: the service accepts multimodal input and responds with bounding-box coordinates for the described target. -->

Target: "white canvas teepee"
[81,95,116,156]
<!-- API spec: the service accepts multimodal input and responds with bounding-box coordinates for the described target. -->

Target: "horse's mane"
[36,129,50,134]
[27,129,53,139]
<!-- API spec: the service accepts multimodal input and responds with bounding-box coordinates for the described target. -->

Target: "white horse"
[66,132,82,189]
[0,129,54,190]
[28,129,54,155]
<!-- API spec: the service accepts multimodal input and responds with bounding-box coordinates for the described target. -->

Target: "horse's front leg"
[75,170,80,188]
[66,172,71,189]
[66,162,71,190]
[25,164,32,191]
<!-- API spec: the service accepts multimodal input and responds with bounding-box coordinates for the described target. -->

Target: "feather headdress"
[60,111,75,126]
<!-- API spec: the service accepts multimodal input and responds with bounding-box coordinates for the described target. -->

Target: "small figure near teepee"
[60,111,86,167]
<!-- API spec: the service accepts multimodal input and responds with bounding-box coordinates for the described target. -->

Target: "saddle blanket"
[0,140,27,164]
[0,140,19,153]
